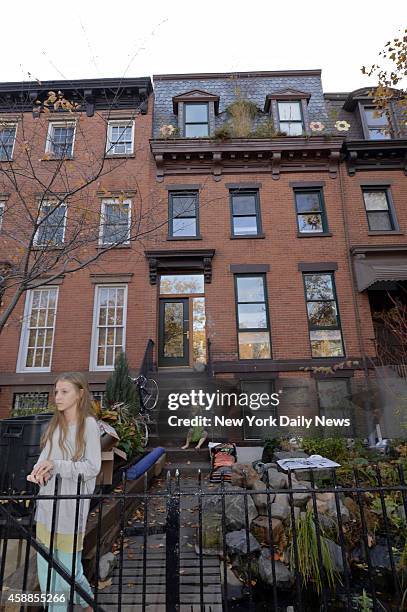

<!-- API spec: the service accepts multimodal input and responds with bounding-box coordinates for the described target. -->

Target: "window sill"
[230,233,265,239]
[297,232,332,238]
[105,154,136,159]
[367,230,404,235]
[97,244,131,249]
[311,355,345,360]
[41,156,74,161]
[16,368,52,374]
[167,235,202,241]
[32,245,64,251]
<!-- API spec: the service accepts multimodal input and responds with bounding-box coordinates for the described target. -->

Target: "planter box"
[83,451,166,580]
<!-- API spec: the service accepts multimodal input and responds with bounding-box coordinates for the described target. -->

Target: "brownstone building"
[0,71,406,443]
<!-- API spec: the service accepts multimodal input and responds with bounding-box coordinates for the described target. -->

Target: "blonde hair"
[40,372,96,461]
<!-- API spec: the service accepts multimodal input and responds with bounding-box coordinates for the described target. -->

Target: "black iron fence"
[1,465,407,611]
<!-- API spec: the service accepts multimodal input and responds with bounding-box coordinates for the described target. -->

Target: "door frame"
[158,298,190,367]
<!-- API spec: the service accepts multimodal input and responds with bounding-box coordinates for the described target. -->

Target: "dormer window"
[343,89,396,140]
[265,89,311,136]
[277,101,304,136]
[172,90,219,138]
[362,106,391,140]
[184,103,209,137]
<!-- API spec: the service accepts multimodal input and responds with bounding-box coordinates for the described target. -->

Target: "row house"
[0,71,406,443]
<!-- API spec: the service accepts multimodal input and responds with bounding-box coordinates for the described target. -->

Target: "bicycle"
[134,410,153,449]
[129,374,159,412]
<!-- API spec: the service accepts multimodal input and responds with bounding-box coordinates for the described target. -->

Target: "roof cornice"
[0,77,153,115]
[0,77,152,93]
[153,70,322,81]
[343,139,407,176]
[150,135,343,182]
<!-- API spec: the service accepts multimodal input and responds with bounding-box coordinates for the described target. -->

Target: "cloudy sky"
[2,1,405,92]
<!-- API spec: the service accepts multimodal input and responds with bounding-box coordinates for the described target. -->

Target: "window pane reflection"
[160,274,204,295]
[193,297,206,365]
[238,332,271,359]
[163,302,184,358]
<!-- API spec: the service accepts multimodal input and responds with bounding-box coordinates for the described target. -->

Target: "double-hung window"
[235,275,271,359]
[169,191,199,237]
[100,199,131,245]
[277,101,304,136]
[362,107,391,140]
[294,189,327,234]
[0,123,17,160]
[230,190,262,236]
[184,103,209,137]
[362,188,395,231]
[106,121,134,155]
[17,287,59,372]
[90,285,127,370]
[303,273,344,358]
[34,201,67,247]
[46,122,75,157]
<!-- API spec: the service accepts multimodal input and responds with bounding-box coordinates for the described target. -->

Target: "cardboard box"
[96,446,127,485]
[98,420,120,452]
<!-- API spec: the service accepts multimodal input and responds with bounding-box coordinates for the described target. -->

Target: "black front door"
[159,298,189,366]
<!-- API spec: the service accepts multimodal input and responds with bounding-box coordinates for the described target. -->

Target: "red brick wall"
[1,98,404,419]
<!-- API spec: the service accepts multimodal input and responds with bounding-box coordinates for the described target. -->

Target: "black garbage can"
[0,413,53,492]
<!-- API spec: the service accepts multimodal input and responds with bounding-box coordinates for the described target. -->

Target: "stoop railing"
[139,338,156,377]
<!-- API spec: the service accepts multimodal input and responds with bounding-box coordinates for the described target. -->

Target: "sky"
[2,1,406,92]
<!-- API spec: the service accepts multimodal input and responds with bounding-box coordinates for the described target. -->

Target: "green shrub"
[105,352,139,416]
[251,118,276,138]
[213,124,232,140]
[301,437,348,463]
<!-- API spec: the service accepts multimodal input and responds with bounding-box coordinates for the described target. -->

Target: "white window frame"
[0,122,17,161]
[89,284,128,371]
[277,100,304,136]
[16,286,59,373]
[106,120,135,156]
[33,200,67,247]
[0,201,5,231]
[45,121,76,157]
[99,198,131,246]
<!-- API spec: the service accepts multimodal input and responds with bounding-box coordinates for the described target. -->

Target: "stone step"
[163,448,211,462]
[164,462,211,475]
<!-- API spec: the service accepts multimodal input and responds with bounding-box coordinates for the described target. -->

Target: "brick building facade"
[0,70,406,442]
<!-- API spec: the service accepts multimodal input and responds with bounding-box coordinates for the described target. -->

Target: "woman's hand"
[28,460,54,486]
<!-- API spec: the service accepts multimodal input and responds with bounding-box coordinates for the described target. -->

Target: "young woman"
[27,372,101,611]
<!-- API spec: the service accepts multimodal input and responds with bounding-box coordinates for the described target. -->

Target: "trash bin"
[0,413,53,492]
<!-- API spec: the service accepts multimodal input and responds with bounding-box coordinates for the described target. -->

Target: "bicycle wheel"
[140,377,159,411]
[136,418,149,448]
